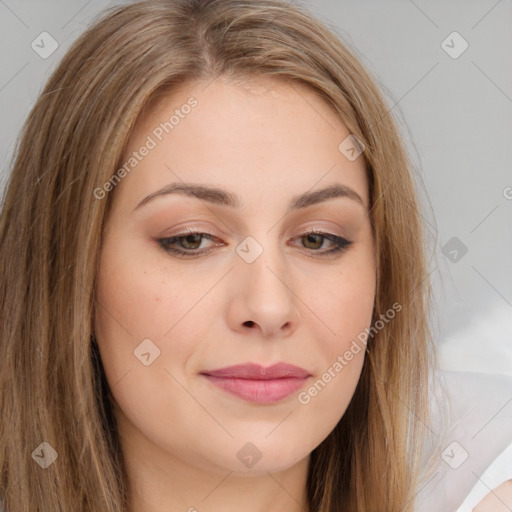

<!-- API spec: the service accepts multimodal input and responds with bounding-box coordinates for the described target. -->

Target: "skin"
[473,480,512,511]
[94,76,377,512]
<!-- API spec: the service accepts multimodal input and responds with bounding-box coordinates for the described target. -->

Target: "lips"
[202,362,311,379]
[200,363,311,403]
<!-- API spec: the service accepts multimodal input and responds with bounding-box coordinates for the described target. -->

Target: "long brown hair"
[0,1,436,510]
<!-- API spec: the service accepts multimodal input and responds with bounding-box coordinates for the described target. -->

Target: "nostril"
[244,321,255,327]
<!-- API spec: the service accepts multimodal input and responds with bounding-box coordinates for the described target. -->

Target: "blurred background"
[1,0,511,378]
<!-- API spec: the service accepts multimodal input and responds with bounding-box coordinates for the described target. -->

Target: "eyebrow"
[132,182,366,213]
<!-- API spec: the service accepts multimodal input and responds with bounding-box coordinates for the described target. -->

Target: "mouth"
[200,362,312,404]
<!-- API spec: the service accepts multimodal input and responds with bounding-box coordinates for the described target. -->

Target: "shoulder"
[458,443,512,511]
[472,479,512,511]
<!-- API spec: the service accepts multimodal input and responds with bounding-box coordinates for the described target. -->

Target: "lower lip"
[202,375,309,403]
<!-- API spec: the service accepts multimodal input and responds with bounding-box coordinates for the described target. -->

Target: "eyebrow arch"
[132,182,365,213]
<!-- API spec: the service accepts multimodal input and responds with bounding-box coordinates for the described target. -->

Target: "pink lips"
[200,363,311,404]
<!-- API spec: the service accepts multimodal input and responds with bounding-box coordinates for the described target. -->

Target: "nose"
[226,239,300,339]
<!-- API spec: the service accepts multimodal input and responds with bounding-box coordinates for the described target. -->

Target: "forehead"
[114,76,370,213]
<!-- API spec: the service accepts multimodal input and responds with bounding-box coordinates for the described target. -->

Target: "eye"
[157,229,222,257]
[156,229,353,258]
[291,230,352,257]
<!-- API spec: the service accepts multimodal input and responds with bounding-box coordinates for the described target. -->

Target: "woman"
[0,0,439,510]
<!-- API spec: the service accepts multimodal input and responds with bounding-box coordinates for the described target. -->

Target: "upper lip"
[201,362,311,380]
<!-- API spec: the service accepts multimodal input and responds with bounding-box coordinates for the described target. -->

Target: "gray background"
[1,0,511,376]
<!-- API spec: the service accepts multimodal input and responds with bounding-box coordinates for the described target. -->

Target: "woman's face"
[95,77,376,477]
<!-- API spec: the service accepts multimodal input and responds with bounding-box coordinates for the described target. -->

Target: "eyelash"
[156,228,353,259]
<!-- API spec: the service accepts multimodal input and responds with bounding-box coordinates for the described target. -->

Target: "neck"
[116,409,310,512]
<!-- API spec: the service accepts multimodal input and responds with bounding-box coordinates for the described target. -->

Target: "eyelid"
[164,224,223,238]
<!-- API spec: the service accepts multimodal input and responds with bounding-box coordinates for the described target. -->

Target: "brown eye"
[157,231,222,257]
[302,233,324,249]
[292,231,353,257]
[180,233,203,249]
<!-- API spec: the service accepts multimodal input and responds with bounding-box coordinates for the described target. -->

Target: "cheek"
[307,252,376,348]
[94,237,190,341]
[298,249,375,410]
[326,275,374,332]
[295,267,373,432]
[92,242,200,436]
[93,238,185,388]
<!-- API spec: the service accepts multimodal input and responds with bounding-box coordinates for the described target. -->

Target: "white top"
[456,440,512,511]
[415,370,512,511]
